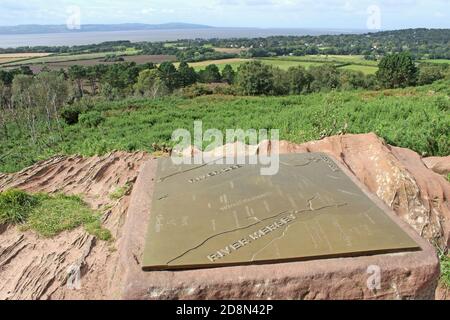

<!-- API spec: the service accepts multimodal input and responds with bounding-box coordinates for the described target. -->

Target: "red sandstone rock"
[0,133,448,300]
[117,156,439,300]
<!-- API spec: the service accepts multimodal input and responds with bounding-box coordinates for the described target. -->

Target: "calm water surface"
[0,28,364,48]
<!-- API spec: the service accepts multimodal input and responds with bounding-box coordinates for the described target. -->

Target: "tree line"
[0,52,448,142]
[1,29,449,62]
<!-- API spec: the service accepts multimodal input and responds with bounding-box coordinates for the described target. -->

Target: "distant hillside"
[0,23,214,35]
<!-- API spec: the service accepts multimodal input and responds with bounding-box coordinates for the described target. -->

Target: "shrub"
[79,111,105,127]
[198,64,222,83]
[0,189,39,224]
[418,64,447,86]
[309,64,341,92]
[377,52,418,89]
[109,182,133,200]
[212,84,238,95]
[182,84,213,98]
[236,61,274,95]
[60,104,87,125]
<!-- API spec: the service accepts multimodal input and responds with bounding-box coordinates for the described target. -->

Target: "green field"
[295,55,378,66]
[423,59,450,65]
[189,55,380,74]
[258,58,326,70]
[339,64,378,74]
[1,80,448,173]
[176,58,250,71]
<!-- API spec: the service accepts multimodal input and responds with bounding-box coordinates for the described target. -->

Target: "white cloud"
[0,0,448,28]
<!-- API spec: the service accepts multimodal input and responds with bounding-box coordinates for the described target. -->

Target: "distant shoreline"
[0,28,364,48]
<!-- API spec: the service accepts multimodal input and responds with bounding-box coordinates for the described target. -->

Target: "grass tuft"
[0,189,39,224]
[109,182,133,200]
[441,253,450,288]
[0,189,111,240]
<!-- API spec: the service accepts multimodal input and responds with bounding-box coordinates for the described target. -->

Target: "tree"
[0,70,14,85]
[339,70,368,90]
[11,75,36,141]
[101,83,121,101]
[271,68,289,95]
[308,64,341,92]
[417,63,447,85]
[236,61,274,95]
[67,65,86,98]
[0,80,10,138]
[376,52,418,89]
[286,66,312,94]
[221,64,236,84]
[100,62,140,97]
[134,69,169,98]
[158,62,180,91]
[85,66,98,95]
[32,71,69,130]
[199,64,221,83]
[178,62,198,87]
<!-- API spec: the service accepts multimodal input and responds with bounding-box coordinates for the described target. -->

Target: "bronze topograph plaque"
[142,153,420,271]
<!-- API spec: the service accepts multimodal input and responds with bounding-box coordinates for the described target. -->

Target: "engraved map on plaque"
[142,153,420,271]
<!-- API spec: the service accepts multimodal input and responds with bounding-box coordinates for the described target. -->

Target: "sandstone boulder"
[0,133,448,300]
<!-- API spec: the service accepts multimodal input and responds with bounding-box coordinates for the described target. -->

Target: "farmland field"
[0,52,51,65]
[423,59,450,64]
[294,55,378,66]
[213,47,248,54]
[187,55,380,74]
[184,58,331,71]
[338,64,378,74]
[175,58,250,71]
[3,50,141,66]
[8,55,177,73]
[258,58,325,70]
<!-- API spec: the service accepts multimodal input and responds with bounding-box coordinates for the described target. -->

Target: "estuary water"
[0,28,363,48]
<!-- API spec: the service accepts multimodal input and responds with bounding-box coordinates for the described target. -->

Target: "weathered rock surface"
[423,156,450,175]
[0,152,150,300]
[0,133,448,300]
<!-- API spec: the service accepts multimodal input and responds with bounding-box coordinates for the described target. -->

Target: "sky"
[0,0,448,30]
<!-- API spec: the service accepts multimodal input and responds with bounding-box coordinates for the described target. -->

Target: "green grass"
[109,182,133,200]
[0,189,39,224]
[338,64,378,75]
[190,60,249,72]
[298,55,378,66]
[0,80,448,173]
[423,59,450,65]
[0,189,111,240]
[440,253,450,288]
[189,55,379,74]
[258,58,325,70]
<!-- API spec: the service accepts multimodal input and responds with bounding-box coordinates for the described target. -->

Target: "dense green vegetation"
[1,29,449,62]
[377,52,419,88]
[0,29,448,177]
[0,189,111,239]
[212,29,450,60]
[0,79,448,173]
